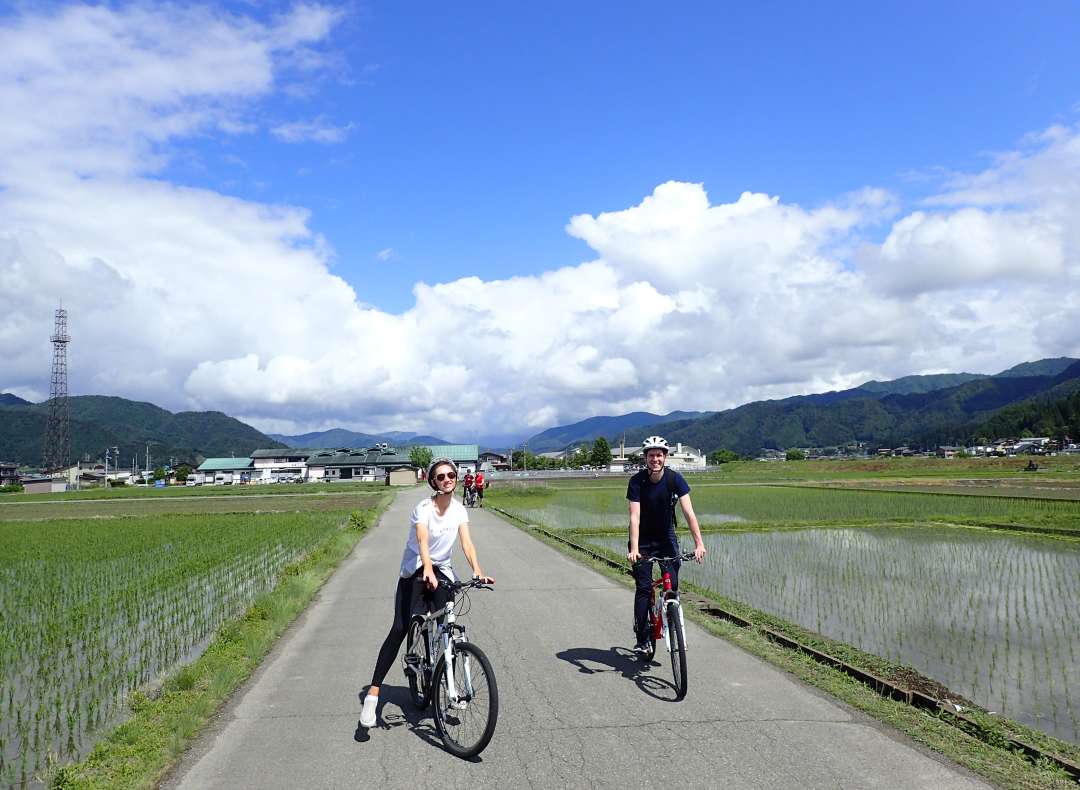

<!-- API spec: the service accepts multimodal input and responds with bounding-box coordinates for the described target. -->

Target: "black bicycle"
[402,578,498,758]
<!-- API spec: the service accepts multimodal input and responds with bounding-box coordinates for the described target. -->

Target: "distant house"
[193,457,255,485]
[21,477,67,494]
[418,445,480,474]
[250,448,318,483]
[387,468,418,486]
[0,462,19,487]
[936,446,961,458]
[478,451,509,471]
[305,446,414,483]
[665,442,706,471]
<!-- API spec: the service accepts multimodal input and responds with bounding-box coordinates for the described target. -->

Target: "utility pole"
[523,441,527,472]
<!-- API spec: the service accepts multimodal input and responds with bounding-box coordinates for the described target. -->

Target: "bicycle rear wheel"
[404,617,430,708]
[433,641,499,759]
[667,600,688,699]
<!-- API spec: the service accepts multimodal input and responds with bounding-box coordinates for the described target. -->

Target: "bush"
[0,483,23,493]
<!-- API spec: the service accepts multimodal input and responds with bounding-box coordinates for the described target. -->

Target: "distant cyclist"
[474,470,486,507]
[462,469,475,506]
[360,457,494,729]
[626,436,706,654]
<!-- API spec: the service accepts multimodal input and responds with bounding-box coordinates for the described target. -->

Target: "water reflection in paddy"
[590,526,1080,745]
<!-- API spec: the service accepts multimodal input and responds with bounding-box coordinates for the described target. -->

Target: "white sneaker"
[360,694,378,728]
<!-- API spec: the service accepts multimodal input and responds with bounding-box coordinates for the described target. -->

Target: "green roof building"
[419,445,479,465]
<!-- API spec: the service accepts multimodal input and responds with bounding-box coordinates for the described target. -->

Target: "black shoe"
[633,640,650,655]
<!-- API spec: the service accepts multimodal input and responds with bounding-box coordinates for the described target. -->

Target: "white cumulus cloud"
[1,3,1079,445]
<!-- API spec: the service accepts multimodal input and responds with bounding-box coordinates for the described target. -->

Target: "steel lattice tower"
[42,307,72,472]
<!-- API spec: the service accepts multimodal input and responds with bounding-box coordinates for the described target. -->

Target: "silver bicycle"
[402,577,498,758]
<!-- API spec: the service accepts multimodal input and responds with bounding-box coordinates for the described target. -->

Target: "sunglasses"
[435,472,457,482]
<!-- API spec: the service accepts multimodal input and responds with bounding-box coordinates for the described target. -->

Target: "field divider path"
[166,487,991,790]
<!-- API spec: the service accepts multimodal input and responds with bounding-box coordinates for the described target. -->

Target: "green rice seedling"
[0,507,357,775]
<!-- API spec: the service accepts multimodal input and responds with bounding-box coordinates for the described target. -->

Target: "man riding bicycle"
[462,470,475,505]
[474,470,486,507]
[627,436,706,654]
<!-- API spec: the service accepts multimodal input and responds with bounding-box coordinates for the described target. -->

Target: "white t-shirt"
[399,496,469,580]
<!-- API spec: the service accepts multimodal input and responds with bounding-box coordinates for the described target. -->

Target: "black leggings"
[369,568,450,688]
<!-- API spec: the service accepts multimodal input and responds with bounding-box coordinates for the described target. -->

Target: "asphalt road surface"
[166,488,991,790]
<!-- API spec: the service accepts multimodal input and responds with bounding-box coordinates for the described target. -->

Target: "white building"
[665,442,706,470]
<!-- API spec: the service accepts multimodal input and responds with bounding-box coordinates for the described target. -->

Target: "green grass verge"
[47,496,390,790]
[494,509,1080,790]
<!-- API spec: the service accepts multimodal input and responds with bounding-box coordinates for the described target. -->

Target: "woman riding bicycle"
[627,436,706,654]
[360,457,495,729]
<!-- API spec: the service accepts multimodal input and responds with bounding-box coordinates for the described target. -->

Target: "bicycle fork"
[657,572,687,652]
[440,620,474,706]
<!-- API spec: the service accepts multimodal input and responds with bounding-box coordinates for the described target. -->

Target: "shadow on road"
[555,646,679,701]
[353,686,486,761]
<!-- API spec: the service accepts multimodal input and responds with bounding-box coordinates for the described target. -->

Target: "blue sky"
[2,1,1079,443]
[164,2,1080,311]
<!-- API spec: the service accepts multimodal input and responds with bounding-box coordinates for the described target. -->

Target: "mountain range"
[4,356,1078,467]
[607,358,1080,456]
[523,411,710,453]
[0,396,285,468]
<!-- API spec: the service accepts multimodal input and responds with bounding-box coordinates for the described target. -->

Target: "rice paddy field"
[0,491,382,788]
[488,476,1080,747]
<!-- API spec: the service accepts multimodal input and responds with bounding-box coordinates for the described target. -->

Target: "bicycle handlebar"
[444,577,494,592]
[631,551,697,566]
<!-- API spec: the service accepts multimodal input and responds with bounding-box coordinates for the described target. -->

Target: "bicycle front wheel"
[667,600,688,700]
[433,641,499,759]
[405,618,430,708]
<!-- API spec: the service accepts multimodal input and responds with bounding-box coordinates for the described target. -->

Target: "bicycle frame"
[644,560,688,653]
[639,553,691,652]
[415,591,473,705]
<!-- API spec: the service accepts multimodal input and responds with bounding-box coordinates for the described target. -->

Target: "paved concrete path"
[166,488,991,790]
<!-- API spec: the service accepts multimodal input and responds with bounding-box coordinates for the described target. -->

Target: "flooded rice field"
[589,526,1080,744]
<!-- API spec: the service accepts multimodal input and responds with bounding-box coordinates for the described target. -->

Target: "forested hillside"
[624,359,1080,455]
[0,395,283,467]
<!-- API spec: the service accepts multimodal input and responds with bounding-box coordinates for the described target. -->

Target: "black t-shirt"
[626,468,690,552]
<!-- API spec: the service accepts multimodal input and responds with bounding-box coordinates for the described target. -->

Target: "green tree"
[590,437,613,468]
[152,466,166,481]
[409,446,433,472]
[568,446,589,468]
[709,449,740,464]
[175,464,192,482]
[785,448,806,461]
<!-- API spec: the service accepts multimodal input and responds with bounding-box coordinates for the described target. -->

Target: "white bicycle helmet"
[426,457,459,491]
[641,435,670,454]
